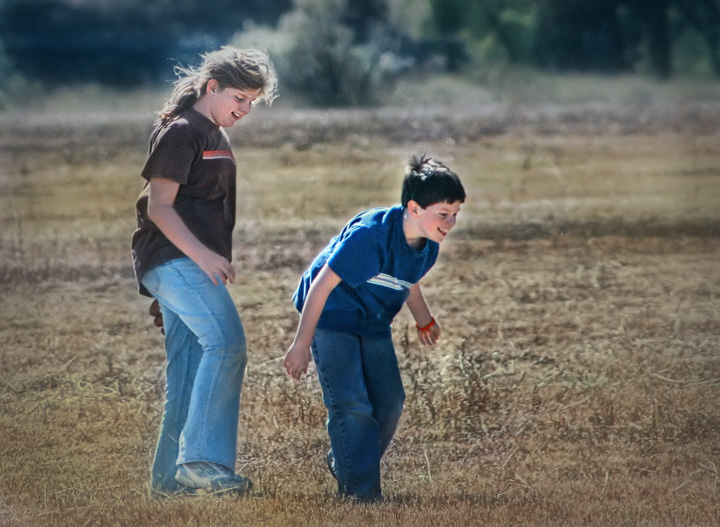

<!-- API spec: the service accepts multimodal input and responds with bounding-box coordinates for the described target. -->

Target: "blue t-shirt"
[293,205,439,338]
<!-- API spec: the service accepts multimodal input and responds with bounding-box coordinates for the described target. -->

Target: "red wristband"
[416,317,436,332]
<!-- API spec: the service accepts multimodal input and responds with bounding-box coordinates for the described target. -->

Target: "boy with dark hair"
[283,155,466,502]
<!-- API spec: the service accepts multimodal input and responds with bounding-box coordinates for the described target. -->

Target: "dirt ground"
[0,98,718,526]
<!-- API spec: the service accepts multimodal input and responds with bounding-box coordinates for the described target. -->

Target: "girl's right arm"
[283,264,342,379]
[147,177,236,285]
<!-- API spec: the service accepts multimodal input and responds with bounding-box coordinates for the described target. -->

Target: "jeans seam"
[167,259,224,456]
[159,258,243,467]
[313,331,362,494]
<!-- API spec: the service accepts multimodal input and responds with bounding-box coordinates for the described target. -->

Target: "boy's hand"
[283,344,311,380]
[416,317,440,346]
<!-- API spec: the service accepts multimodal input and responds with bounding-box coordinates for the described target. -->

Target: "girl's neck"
[192,96,217,126]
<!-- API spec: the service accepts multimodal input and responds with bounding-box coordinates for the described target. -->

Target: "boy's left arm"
[283,264,342,379]
[406,283,440,346]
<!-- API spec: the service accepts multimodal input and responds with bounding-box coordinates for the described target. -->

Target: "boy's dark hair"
[401,155,466,209]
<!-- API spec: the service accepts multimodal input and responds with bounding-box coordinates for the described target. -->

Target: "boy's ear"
[407,200,421,217]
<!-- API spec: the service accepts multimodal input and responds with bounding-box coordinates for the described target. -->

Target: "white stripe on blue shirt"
[367,273,414,291]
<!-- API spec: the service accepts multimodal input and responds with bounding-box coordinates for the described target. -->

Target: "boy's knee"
[389,387,405,411]
[375,389,404,425]
[335,399,374,422]
[385,396,405,421]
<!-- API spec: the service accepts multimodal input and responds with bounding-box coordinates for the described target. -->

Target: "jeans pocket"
[141,267,162,296]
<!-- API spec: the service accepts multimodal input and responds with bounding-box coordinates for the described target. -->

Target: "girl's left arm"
[406,283,440,346]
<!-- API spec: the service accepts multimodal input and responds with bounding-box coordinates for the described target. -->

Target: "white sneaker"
[175,462,252,494]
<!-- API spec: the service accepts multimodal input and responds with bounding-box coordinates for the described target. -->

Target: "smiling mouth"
[232,111,241,119]
[438,227,448,236]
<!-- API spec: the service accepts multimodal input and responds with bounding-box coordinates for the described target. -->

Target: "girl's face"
[202,80,261,128]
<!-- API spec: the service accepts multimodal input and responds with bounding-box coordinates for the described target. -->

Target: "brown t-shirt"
[131,108,237,296]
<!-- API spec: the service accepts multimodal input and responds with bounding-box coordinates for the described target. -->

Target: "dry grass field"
[1,76,719,526]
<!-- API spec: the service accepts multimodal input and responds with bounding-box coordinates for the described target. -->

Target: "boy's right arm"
[283,264,342,380]
[148,177,235,285]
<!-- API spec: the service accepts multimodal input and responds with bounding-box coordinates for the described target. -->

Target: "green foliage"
[471,2,538,65]
[235,0,410,107]
[0,39,40,110]
[425,0,720,79]
[428,0,465,34]
[2,0,718,100]
[671,19,717,78]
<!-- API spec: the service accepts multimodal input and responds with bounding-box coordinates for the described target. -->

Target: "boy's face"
[413,200,462,243]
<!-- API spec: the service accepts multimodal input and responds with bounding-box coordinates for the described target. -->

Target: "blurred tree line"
[0,0,718,107]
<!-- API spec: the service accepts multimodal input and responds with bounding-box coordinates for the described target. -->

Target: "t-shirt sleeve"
[140,122,196,185]
[326,225,383,288]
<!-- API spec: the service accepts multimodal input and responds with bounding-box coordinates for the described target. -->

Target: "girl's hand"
[195,250,236,286]
[416,317,441,346]
[283,344,311,380]
[147,177,235,286]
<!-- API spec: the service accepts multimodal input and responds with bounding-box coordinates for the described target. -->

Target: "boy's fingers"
[284,360,298,378]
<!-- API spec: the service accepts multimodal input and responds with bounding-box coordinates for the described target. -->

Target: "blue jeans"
[141,257,248,494]
[311,328,405,501]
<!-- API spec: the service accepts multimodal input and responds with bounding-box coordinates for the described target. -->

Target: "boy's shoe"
[175,462,253,494]
[326,450,338,482]
[325,450,383,503]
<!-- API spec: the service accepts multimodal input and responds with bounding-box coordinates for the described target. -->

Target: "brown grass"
[1,79,719,526]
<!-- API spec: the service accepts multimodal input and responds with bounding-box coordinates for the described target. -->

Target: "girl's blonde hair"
[156,46,278,126]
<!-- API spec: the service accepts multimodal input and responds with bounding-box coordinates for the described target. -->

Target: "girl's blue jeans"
[311,328,405,501]
[141,257,247,494]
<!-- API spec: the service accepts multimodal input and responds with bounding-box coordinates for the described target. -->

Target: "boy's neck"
[402,211,426,250]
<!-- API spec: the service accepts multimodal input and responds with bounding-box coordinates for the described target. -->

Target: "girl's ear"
[206,79,219,94]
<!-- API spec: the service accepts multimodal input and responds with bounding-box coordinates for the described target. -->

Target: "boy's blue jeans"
[141,257,247,494]
[311,328,405,501]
